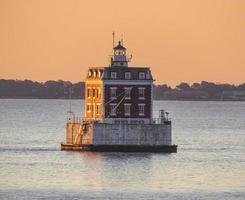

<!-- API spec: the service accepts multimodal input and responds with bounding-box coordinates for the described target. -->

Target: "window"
[98,89,101,98]
[87,88,91,98]
[124,87,131,99]
[87,104,91,112]
[138,88,145,99]
[110,87,117,99]
[125,72,131,79]
[124,104,131,116]
[139,72,145,79]
[139,104,145,116]
[111,72,117,79]
[110,104,117,116]
[96,104,100,115]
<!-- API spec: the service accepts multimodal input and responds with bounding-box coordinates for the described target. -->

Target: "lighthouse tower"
[111,41,128,67]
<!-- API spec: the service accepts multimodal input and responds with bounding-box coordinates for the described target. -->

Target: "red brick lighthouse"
[62,37,177,153]
[85,40,153,124]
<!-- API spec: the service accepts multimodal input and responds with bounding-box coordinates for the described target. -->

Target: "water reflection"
[0,100,245,198]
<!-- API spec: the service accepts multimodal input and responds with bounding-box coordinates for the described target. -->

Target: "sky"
[0,0,245,86]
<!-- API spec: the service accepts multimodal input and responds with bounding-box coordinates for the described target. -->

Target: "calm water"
[0,99,244,199]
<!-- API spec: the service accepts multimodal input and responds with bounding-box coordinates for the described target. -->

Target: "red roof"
[114,41,126,50]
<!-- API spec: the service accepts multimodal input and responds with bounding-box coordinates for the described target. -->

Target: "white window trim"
[96,103,101,115]
[139,72,146,79]
[138,103,145,116]
[110,103,117,116]
[124,87,132,100]
[111,72,117,79]
[87,103,91,113]
[124,103,131,116]
[87,87,91,99]
[138,87,146,100]
[110,87,117,100]
[125,72,131,79]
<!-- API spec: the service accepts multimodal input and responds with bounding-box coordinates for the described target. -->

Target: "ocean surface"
[0,99,244,200]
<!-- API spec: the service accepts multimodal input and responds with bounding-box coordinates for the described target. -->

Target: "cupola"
[111,41,128,67]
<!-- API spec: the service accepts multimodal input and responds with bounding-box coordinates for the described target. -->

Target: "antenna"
[121,33,123,45]
[112,32,115,49]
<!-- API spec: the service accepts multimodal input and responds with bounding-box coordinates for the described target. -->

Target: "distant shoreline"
[0,98,244,102]
[1,79,245,101]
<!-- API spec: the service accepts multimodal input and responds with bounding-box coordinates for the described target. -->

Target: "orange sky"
[0,0,244,86]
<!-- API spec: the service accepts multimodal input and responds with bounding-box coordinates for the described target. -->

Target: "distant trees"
[153,81,245,101]
[0,79,85,99]
[176,82,191,91]
[0,79,244,100]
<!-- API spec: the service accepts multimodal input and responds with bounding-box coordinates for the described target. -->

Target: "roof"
[102,66,153,80]
[113,41,126,50]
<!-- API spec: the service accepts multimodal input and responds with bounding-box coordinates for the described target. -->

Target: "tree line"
[0,79,245,100]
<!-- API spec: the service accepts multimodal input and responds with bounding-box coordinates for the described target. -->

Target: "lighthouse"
[85,41,153,124]
[61,39,177,153]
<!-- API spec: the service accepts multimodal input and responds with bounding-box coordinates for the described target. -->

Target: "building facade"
[85,41,153,124]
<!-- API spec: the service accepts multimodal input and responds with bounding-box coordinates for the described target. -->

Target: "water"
[0,99,244,199]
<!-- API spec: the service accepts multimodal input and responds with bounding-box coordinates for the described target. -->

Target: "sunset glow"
[0,0,244,86]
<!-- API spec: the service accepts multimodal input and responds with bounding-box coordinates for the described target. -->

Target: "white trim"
[124,87,132,100]
[110,103,117,116]
[124,104,131,116]
[125,72,131,79]
[110,87,117,99]
[139,72,146,79]
[150,83,153,119]
[138,104,145,116]
[110,72,117,79]
[104,80,152,85]
[103,118,151,124]
[138,87,145,99]
[85,80,103,84]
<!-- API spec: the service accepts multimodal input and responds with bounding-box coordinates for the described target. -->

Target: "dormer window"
[111,72,117,79]
[125,72,131,79]
[139,72,145,79]
[88,70,92,77]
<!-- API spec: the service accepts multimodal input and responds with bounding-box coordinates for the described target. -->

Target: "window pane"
[139,88,145,98]
[110,105,116,115]
[125,72,131,79]
[139,104,145,115]
[125,88,131,99]
[124,104,131,116]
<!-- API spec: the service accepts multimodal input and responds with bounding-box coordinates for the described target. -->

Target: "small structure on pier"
[61,37,177,152]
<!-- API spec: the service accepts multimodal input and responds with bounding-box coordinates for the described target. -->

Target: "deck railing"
[67,115,171,125]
